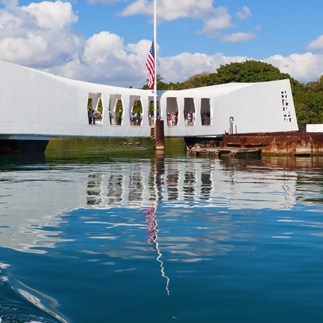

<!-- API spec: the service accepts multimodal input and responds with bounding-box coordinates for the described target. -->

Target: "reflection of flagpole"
[155,222,170,296]
[145,206,170,295]
[145,152,170,295]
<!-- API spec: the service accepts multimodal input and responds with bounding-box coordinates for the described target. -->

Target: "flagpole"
[153,0,157,123]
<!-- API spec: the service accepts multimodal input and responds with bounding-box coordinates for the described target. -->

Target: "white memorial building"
[0,60,298,148]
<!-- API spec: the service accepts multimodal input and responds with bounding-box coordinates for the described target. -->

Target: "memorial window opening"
[130,100,143,126]
[184,98,196,126]
[108,98,113,125]
[166,97,179,126]
[87,93,103,125]
[201,98,211,126]
[114,99,123,125]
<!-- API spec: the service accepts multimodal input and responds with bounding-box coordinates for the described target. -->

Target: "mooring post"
[155,119,165,150]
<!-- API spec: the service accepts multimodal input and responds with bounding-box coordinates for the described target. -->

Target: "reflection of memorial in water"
[84,158,299,210]
[0,156,320,254]
[87,173,103,206]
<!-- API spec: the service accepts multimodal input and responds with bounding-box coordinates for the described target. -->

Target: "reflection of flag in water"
[144,206,170,295]
[145,207,157,244]
[146,41,155,89]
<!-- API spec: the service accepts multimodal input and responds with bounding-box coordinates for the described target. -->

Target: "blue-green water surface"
[0,155,322,322]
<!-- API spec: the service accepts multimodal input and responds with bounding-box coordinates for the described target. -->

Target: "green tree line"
[143,61,323,130]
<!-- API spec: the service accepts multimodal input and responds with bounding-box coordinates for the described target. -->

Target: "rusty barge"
[186,131,323,157]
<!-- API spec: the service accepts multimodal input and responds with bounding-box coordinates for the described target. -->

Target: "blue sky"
[1,0,323,87]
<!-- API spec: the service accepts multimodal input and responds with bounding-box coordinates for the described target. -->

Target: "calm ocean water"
[0,153,322,323]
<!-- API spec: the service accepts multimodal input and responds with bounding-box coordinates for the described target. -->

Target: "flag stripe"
[146,41,155,88]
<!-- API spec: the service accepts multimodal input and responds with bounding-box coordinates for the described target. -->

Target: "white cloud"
[200,6,232,34]
[159,52,247,83]
[0,9,24,32]
[222,32,255,43]
[56,32,152,86]
[197,6,255,43]
[0,32,47,62]
[83,31,126,65]
[266,52,323,83]
[119,0,151,18]
[236,6,252,20]
[307,35,323,51]
[119,0,214,21]
[21,1,77,30]
[0,0,18,9]
[0,1,80,67]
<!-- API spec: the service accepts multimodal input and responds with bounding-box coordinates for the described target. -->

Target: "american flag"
[146,41,155,88]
